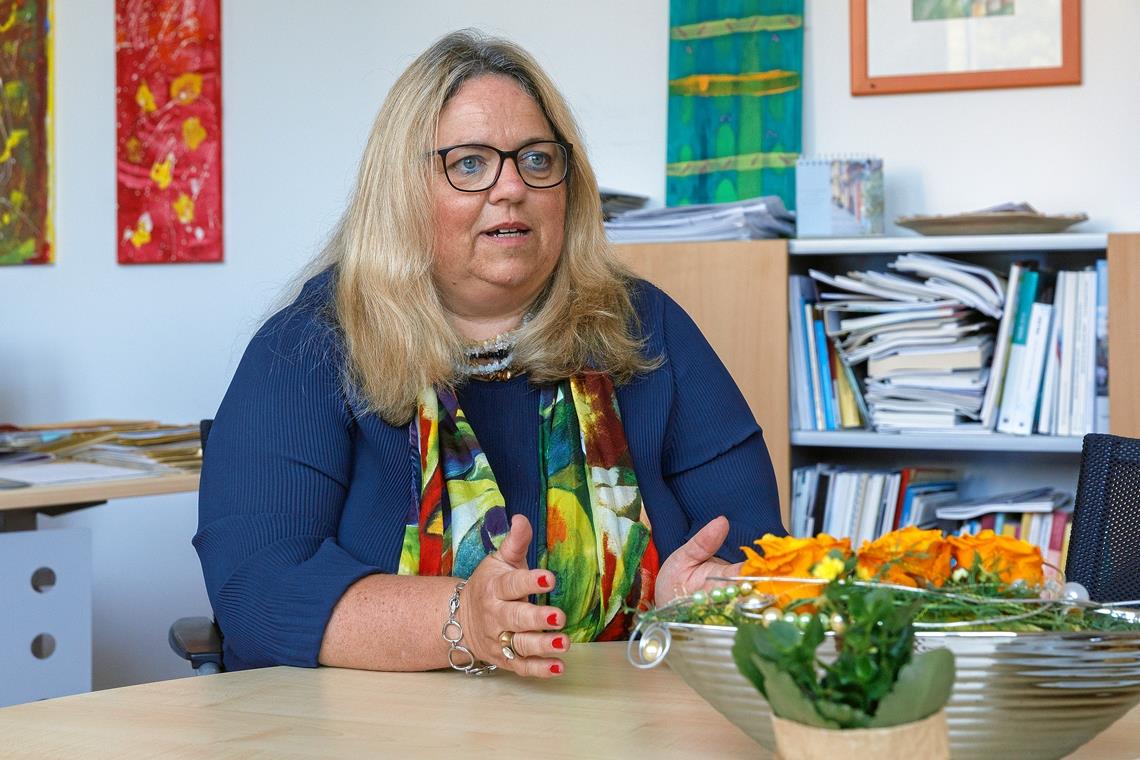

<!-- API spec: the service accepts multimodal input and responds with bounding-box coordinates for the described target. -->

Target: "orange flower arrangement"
[741,534,852,605]
[947,530,1045,588]
[735,527,1046,607]
[855,527,953,588]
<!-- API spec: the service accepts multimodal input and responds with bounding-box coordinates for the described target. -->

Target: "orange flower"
[856,527,951,588]
[947,530,1044,588]
[741,534,852,606]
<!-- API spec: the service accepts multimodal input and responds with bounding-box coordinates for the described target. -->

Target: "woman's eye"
[520,151,552,171]
[451,155,486,174]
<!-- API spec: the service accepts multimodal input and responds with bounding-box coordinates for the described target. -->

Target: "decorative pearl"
[740,581,754,595]
[692,590,708,605]
[761,607,783,626]
[783,612,798,624]
[710,587,726,603]
[1062,582,1090,603]
[724,585,739,599]
[640,638,662,662]
[798,613,814,628]
[829,613,846,634]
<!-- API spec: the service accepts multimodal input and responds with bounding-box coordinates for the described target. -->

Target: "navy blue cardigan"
[195,271,784,670]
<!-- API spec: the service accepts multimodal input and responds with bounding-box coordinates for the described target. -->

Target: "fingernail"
[550,663,562,675]
[553,637,565,650]
[547,613,560,627]
[537,574,551,589]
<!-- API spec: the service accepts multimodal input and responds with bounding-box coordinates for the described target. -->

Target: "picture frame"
[850,0,1081,96]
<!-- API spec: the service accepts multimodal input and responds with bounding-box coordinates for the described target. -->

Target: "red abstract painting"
[115,0,222,264]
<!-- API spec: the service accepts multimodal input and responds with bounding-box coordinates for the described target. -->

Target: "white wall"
[1,1,1137,690]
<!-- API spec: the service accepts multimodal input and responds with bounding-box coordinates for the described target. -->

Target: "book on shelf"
[1095,258,1110,432]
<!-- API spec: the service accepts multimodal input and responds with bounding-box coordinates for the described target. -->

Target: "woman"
[196,30,783,679]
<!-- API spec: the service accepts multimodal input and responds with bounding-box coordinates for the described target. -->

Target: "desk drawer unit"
[0,527,92,706]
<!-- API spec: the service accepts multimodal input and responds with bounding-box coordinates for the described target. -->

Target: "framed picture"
[850,0,1081,95]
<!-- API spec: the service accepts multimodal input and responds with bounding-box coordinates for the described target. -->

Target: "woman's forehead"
[436,75,552,146]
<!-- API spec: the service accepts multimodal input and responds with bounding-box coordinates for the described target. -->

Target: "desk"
[0,470,200,705]
[0,643,1134,758]
[0,471,200,530]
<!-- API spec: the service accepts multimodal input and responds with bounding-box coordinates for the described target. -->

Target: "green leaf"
[732,623,769,697]
[868,648,955,728]
[814,699,871,729]
[754,657,840,729]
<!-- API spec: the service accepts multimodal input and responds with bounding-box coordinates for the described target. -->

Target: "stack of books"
[790,254,1109,436]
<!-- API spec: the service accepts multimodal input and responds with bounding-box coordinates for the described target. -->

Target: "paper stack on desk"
[0,421,202,480]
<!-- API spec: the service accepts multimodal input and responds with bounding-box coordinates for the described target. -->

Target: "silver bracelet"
[442,580,497,676]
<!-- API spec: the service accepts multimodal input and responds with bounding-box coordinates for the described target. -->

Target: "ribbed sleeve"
[195,276,381,668]
[646,285,785,561]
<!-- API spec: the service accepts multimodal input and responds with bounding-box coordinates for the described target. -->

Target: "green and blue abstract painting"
[667,0,803,208]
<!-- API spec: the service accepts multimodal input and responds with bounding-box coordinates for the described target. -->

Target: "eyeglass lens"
[443,141,567,192]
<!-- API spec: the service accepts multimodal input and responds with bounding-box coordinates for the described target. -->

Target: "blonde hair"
[314,29,655,425]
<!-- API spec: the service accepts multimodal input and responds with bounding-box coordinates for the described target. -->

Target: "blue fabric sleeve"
[194,297,382,668]
[659,293,786,561]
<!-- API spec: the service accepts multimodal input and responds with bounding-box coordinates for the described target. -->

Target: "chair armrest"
[169,616,224,671]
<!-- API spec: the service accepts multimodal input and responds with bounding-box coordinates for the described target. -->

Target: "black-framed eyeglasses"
[435,140,571,192]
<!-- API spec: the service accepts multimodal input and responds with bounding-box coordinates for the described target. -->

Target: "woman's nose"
[489,157,528,201]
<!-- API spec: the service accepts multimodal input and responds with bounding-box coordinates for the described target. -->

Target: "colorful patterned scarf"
[398,374,658,642]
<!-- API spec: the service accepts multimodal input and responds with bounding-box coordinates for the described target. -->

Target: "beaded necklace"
[461,327,521,381]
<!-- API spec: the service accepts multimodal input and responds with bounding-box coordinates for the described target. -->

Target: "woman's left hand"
[654,516,742,605]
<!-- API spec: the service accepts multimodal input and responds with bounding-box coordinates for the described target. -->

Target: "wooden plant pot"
[770,709,949,760]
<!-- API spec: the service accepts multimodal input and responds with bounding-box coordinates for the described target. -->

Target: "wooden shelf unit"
[618,232,1140,529]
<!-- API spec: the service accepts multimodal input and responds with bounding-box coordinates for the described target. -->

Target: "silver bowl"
[630,613,1140,759]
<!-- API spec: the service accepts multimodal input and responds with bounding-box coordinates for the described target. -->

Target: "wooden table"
[0,643,1134,759]
[0,471,200,530]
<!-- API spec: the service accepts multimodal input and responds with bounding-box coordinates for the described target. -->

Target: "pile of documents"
[604,196,795,243]
[599,188,650,220]
[791,253,1002,432]
[0,420,202,477]
[69,426,203,471]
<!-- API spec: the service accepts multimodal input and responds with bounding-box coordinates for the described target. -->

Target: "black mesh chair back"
[1066,433,1140,603]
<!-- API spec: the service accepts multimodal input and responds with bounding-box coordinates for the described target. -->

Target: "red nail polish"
[553,637,565,650]
[537,575,551,589]
[550,663,562,675]
[547,613,559,627]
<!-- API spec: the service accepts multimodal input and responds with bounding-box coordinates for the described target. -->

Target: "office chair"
[168,419,225,674]
[1065,433,1140,604]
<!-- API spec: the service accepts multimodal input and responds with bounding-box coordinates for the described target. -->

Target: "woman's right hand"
[457,514,570,677]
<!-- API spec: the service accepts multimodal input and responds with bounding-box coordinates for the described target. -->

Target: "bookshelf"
[617,232,1140,530]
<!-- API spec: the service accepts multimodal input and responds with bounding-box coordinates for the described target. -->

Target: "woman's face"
[430,75,566,318]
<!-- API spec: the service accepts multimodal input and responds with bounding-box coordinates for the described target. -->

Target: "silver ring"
[498,630,516,661]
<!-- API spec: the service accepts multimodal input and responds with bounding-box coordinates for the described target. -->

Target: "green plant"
[732,584,955,729]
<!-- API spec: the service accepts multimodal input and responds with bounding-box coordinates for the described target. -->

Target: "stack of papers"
[0,420,202,478]
[604,196,794,243]
[599,188,650,220]
[807,253,1005,432]
[934,487,1072,521]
